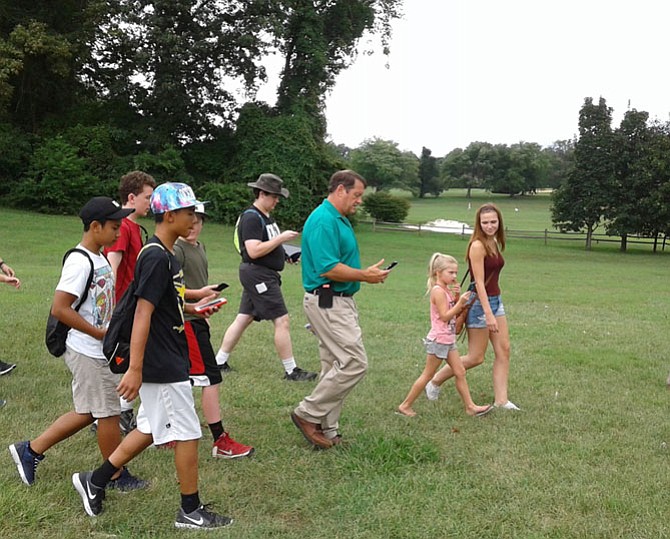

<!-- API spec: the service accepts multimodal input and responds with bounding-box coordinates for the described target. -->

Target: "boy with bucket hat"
[71,183,233,530]
[216,173,317,382]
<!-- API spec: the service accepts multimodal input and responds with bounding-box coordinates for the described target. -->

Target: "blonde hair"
[426,252,458,294]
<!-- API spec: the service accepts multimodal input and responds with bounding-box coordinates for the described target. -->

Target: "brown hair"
[467,203,506,258]
[118,171,156,204]
[328,169,366,193]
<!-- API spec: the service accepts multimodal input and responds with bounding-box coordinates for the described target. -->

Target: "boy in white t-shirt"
[9,197,147,492]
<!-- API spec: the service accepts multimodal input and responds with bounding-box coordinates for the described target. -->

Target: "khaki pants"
[294,293,368,439]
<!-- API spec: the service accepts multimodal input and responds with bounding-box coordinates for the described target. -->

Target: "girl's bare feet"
[396,405,417,417]
[466,404,493,417]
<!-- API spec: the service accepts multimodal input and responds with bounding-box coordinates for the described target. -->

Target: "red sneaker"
[212,432,254,459]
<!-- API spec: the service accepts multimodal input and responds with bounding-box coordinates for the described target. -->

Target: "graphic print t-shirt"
[134,237,190,383]
[56,245,114,359]
[238,206,285,271]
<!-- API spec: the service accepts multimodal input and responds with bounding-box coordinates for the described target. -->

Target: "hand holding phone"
[194,297,227,313]
[384,261,398,271]
[212,282,228,292]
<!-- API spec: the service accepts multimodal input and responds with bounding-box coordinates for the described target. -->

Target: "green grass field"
[1,197,669,538]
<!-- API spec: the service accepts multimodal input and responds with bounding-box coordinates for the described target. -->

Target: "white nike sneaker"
[175,504,233,529]
[425,381,441,401]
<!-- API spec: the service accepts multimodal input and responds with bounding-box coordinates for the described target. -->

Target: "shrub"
[197,182,252,225]
[362,191,410,222]
[10,136,98,213]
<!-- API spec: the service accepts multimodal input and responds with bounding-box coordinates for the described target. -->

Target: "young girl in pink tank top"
[396,253,492,418]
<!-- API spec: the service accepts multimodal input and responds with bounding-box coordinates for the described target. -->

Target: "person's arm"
[321,260,389,284]
[51,290,105,340]
[0,273,20,288]
[433,287,472,322]
[116,297,153,401]
[245,230,299,259]
[107,251,123,277]
[184,285,220,301]
[0,258,16,278]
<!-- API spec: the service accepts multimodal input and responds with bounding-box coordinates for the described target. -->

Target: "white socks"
[281,357,297,374]
[216,350,230,366]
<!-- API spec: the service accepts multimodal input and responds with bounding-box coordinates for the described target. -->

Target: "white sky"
[309,1,670,157]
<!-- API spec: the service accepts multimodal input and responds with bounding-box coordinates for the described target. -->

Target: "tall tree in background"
[441,142,493,197]
[552,97,614,250]
[88,0,270,149]
[418,146,441,197]
[543,140,575,189]
[0,2,93,131]
[609,112,670,251]
[349,138,419,192]
[272,0,401,139]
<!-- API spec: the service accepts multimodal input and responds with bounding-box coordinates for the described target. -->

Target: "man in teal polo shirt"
[291,170,391,449]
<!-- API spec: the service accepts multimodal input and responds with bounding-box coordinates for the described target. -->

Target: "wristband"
[0,260,5,267]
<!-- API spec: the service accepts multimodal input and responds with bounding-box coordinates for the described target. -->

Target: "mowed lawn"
[1,196,669,539]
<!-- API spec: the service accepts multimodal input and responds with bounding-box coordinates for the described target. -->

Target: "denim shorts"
[423,339,457,359]
[467,295,505,329]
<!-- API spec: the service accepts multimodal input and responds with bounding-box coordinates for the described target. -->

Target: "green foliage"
[182,127,236,187]
[132,145,191,184]
[362,191,410,222]
[228,103,341,229]
[0,123,32,193]
[2,20,77,131]
[552,97,616,249]
[10,136,97,213]
[274,1,401,136]
[418,146,443,197]
[349,138,419,192]
[197,182,252,226]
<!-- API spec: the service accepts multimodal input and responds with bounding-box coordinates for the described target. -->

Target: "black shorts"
[238,263,288,321]
[184,319,222,387]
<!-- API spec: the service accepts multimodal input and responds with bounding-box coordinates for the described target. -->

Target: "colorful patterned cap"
[150,182,204,214]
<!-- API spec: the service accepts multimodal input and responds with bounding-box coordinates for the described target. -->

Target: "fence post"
[544,229,548,246]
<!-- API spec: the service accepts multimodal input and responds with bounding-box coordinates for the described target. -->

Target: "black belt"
[307,288,353,298]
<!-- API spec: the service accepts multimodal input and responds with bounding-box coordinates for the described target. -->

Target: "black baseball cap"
[79,197,135,225]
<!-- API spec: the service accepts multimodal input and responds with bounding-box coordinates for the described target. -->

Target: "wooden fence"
[364,220,668,251]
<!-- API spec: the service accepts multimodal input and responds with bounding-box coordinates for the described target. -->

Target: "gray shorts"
[423,339,457,360]
[238,263,288,321]
[64,347,121,418]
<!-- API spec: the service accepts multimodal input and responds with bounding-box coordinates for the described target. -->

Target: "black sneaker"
[72,471,104,516]
[175,504,233,529]
[119,409,136,434]
[0,361,16,376]
[107,467,149,492]
[283,367,317,381]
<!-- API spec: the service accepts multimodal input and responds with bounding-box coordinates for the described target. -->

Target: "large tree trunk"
[620,233,627,252]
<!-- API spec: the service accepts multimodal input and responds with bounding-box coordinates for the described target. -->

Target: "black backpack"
[45,249,95,357]
[104,243,169,374]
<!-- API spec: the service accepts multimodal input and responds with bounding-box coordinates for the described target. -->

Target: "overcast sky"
[315,1,670,157]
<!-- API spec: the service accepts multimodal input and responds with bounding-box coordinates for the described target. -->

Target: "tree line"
[1,4,669,248]
[0,0,402,228]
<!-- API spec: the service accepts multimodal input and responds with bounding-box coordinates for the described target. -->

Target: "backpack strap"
[135,242,171,277]
[62,248,95,312]
[234,207,265,256]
